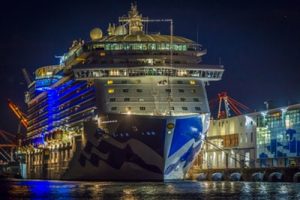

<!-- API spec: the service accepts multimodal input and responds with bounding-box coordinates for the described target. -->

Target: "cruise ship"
[19,4,224,181]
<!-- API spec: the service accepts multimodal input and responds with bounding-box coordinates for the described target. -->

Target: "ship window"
[126,107,131,111]
[123,89,129,93]
[111,107,117,111]
[190,80,196,85]
[182,107,188,111]
[195,107,201,111]
[108,89,114,94]
[178,89,184,93]
[124,98,130,102]
[180,98,186,102]
[136,89,143,92]
[121,80,127,84]
[140,107,146,111]
[165,89,171,93]
[193,98,199,102]
[139,98,144,102]
[109,98,116,102]
[170,107,175,110]
[177,80,183,84]
[135,80,141,84]
[191,89,196,93]
[107,80,113,85]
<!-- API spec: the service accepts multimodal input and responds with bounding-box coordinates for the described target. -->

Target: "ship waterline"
[18,4,223,181]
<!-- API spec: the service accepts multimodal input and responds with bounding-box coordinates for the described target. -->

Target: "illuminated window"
[107,80,113,85]
[108,89,114,94]
[100,52,106,57]
[190,80,196,85]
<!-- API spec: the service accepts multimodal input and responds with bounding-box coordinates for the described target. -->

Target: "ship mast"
[118,3,173,67]
[119,3,174,115]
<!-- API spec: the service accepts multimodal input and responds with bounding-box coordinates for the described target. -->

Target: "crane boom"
[214,92,251,119]
[7,99,28,128]
[22,68,32,86]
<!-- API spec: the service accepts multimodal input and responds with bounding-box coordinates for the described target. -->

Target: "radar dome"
[90,28,103,40]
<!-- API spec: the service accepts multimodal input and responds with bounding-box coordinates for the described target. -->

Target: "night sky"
[1,0,300,133]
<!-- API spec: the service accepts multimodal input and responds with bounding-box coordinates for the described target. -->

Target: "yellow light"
[190,80,196,85]
[100,52,106,57]
[167,123,175,129]
[177,70,187,76]
[107,80,113,85]
[108,88,114,94]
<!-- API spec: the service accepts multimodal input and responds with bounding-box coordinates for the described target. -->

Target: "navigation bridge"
[74,65,223,82]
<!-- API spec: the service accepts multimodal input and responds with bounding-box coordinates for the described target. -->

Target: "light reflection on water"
[0,180,300,199]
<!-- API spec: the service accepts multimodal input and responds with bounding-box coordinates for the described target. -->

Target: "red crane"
[210,92,251,119]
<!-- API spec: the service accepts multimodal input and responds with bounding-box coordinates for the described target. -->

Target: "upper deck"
[57,4,224,83]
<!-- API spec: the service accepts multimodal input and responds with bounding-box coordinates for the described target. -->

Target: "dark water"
[0,180,300,200]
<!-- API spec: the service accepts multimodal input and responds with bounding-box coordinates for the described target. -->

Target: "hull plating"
[26,114,208,181]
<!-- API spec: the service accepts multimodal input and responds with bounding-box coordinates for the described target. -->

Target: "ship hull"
[22,113,209,181]
[60,113,208,181]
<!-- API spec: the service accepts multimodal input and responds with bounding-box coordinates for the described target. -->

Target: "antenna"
[196,24,199,44]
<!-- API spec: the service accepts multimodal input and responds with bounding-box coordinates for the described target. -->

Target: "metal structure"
[8,99,28,128]
[22,68,33,86]
[0,130,16,162]
[210,92,251,119]
[217,92,250,118]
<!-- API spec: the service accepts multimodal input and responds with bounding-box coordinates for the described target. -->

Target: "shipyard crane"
[210,92,251,119]
[7,99,28,128]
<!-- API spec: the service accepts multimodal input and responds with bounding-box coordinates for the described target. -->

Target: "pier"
[190,167,300,182]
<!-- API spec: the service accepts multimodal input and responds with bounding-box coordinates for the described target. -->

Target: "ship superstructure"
[19,4,224,180]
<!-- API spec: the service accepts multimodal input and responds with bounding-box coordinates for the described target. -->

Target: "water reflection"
[0,180,300,199]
